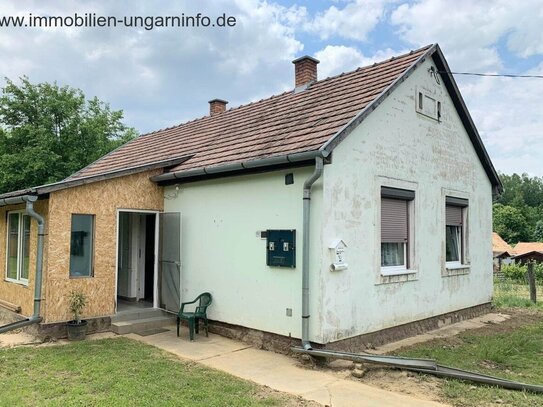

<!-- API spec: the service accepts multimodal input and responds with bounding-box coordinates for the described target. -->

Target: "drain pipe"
[301,156,324,350]
[0,196,44,334]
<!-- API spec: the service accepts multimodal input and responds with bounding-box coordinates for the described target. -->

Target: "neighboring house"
[0,44,503,349]
[492,232,514,271]
[512,242,543,265]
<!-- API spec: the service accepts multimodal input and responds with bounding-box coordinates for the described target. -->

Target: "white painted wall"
[319,58,493,343]
[164,168,325,341]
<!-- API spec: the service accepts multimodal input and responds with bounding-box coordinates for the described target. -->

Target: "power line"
[438,71,543,79]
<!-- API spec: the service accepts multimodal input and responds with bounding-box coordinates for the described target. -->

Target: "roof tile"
[67,46,431,180]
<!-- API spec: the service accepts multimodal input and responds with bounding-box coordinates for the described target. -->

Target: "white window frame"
[5,210,30,285]
[445,224,462,268]
[444,195,470,271]
[381,243,409,276]
[380,188,415,276]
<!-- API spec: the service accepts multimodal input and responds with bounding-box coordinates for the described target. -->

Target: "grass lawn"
[0,337,299,407]
[395,311,543,407]
[493,278,543,309]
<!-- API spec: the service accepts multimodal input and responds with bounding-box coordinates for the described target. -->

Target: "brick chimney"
[209,99,228,116]
[292,55,320,89]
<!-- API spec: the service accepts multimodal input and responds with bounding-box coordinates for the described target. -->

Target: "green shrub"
[501,263,528,282]
[501,262,543,283]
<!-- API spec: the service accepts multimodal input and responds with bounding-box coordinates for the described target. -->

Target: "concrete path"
[125,326,448,407]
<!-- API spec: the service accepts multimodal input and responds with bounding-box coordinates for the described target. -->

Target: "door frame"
[114,209,160,312]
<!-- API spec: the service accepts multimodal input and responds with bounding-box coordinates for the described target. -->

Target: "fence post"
[527,262,537,304]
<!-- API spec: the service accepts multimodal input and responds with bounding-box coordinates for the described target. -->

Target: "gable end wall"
[319,58,493,343]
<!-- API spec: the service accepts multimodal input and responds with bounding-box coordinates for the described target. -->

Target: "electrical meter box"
[266,229,296,268]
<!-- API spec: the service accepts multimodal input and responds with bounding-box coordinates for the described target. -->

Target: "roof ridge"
[137,45,434,139]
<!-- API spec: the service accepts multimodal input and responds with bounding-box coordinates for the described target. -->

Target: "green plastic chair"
[177,292,212,341]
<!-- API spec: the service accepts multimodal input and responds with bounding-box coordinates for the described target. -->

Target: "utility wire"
[438,71,543,79]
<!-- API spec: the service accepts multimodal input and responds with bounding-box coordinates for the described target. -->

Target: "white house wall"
[163,168,324,341]
[320,58,493,343]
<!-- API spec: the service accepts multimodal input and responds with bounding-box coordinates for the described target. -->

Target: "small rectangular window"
[6,211,31,283]
[69,214,95,278]
[445,197,468,266]
[381,187,414,273]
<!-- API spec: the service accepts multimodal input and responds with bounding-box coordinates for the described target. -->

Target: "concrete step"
[111,315,176,335]
[111,307,169,323]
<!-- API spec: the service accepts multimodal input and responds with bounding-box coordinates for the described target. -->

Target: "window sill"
[443,263,470,277]
[4,278,29,287]
[380,267,415,277]
[377,269,418,285]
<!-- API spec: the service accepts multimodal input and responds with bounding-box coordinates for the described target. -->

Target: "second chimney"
[209,99,228,116]
[292,55,320,89]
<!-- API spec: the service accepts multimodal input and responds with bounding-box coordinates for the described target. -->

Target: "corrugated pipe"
[301,156,324,350]
[0,196,44,334]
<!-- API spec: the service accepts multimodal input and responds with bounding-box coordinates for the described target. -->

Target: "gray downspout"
[0,196,44,334]
[301,156,324,350]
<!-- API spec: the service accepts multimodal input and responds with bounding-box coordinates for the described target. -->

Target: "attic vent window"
[415,88,441,122]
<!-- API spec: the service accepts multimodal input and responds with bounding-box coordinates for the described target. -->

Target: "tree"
[534,220,543,242]
[493,203,530,244]
[0,77,136,193]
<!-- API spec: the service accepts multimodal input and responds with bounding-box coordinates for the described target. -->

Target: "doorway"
[116,211,157,311]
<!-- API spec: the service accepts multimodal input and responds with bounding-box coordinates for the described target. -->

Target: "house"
[0,44,503,349]
[492,232,514,271]
[511,242,543,265]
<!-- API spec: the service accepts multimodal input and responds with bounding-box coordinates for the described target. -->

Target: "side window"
[6,211,31,283]
[445,197,468,266]
[381,187,415,273]
[69,214,95,277]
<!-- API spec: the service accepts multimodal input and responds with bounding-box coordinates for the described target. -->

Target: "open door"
[158,212,181,313]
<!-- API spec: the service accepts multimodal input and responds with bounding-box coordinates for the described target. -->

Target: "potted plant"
[66,290,88,341]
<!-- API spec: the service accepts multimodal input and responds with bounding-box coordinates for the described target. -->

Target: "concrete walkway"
[125,326,448,407]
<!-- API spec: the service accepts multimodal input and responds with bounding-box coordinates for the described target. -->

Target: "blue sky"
[1,0,542,175]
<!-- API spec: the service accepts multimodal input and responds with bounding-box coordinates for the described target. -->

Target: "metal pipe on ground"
[292,347,543,394]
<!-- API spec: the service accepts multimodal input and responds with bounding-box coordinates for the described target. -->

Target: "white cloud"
[390,0,543,71]
[307,0,394,41]
[0,0,304,132]
[315,45,404,78]
[458,62,543,175]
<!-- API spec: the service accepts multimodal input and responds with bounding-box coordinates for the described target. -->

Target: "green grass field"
[0,338,292,407]
[396,312,543,407]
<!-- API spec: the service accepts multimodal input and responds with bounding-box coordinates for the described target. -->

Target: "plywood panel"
[44,170,163,322]
[0,200,49,317]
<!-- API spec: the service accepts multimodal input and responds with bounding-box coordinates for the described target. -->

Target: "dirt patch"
[390,308,541,354]
[253,386,323,407]
[355,367,444,404]
[307,309,542,406]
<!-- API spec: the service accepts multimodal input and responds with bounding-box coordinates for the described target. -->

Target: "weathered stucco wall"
[0,200,49,317]
[44,170,163,323]
[319,58,493,342]
[163,167,325,342]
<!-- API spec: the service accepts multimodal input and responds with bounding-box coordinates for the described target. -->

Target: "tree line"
[494,173,543,244]
[0,77,136,194]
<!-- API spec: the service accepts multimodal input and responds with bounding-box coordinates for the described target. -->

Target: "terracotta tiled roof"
[67,45,432,180]
[512,242,543,256]
[492,232,514,254]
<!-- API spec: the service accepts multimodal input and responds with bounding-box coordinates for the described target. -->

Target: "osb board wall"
[0,200,49,317]
[44,170,163,323]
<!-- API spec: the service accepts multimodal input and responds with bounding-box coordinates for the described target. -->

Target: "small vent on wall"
[416,88,441,122]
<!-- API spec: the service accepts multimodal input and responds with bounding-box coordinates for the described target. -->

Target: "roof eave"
[151,150,326,183]
[0,156,192,202]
